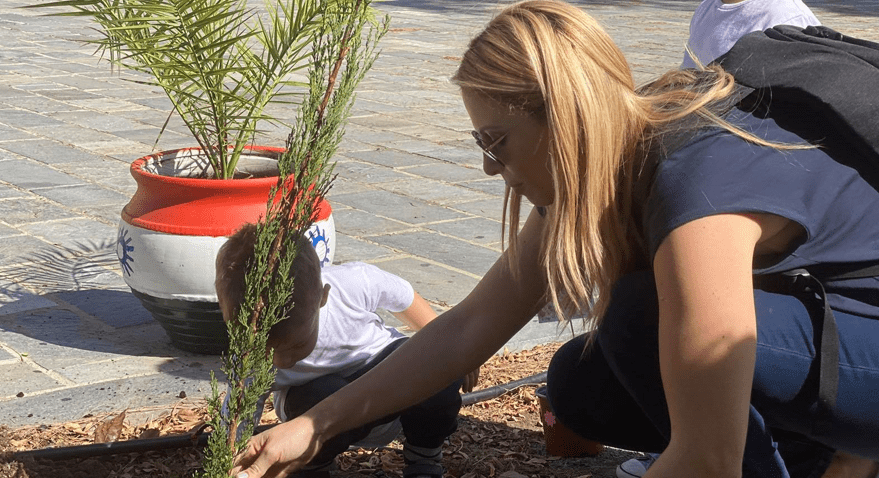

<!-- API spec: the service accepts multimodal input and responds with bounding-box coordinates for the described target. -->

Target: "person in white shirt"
[216,225,478,478]
[682,0,821,69]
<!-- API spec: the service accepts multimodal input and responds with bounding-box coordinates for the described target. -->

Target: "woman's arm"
[392,292,481,392]
[232,206,549,478]
[646,213,763,478]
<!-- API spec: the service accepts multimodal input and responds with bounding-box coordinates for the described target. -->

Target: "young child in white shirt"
[682,0,821,69]
[216,224,477,478]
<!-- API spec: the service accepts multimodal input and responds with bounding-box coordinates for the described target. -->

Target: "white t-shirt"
[273,261,413,420]
[682,0,821,69]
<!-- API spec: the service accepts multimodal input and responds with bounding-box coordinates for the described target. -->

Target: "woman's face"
[462,90,554,207]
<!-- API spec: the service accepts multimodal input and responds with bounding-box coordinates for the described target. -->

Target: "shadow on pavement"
[0,240,221,382]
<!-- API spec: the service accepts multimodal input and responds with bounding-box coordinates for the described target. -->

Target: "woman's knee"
[595,270,659,359]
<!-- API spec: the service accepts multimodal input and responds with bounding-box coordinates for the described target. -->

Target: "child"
[682,0,821,69]
[216,224,476,478]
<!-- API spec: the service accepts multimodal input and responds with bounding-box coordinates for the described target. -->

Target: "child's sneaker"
[402,461,444,478]
[616,453,660,478]
[402,443,444,478]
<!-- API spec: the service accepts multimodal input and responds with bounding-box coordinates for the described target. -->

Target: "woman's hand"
[231,417,323,478]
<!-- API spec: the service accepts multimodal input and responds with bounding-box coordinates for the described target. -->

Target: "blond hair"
[452,0,802,335]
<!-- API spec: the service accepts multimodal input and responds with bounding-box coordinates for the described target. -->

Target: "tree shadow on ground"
[0,239,223,380]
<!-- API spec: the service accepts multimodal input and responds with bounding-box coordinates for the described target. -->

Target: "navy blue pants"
[547,271,879,478]
[284,337,462,465]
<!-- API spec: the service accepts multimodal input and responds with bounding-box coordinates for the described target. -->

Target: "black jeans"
[284,337,462,465]
[546,270,879,477]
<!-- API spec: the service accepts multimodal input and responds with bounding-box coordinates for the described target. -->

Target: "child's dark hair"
[215,223,324,344]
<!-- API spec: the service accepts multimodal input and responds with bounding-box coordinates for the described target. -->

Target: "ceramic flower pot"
[115,146,335,354]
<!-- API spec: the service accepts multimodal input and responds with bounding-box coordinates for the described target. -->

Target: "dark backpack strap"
[754,269,840,437]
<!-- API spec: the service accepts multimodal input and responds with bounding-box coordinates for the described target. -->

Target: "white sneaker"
[616,453,660,478]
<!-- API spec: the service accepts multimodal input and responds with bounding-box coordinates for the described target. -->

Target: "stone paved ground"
[0,0,876,427]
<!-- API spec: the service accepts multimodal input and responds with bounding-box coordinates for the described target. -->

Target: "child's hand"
[462,366,481,393]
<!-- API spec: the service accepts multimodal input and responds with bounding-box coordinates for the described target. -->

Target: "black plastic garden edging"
[8,372,548,461]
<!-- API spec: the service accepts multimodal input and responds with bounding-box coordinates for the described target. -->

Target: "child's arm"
[391,292,481,392]
[390,291,436,331]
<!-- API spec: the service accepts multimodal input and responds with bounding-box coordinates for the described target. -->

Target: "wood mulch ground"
[0,343,642,478]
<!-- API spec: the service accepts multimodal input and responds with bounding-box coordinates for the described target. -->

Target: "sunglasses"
[470,113,532,168]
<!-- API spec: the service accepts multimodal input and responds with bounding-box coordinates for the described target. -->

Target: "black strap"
[754,269,841,437]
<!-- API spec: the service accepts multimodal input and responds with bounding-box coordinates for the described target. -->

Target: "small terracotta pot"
[535,386,604,457]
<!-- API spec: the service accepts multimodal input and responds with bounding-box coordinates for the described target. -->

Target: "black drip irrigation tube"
[7,372,548,462]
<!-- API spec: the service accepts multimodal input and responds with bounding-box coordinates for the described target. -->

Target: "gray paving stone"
[332,234,397,264]
[343,148,435,168]
[0,347,15,362]
[382,138,444,154]
[457,178,506,197]
[336,138,375,154]
[451,197,534,221]
[0,108,65,128]
[332,208,414,237]
[47,110,150,134]
[349,113,421,131]
[371,230,500,277]
[0,241,122,294]
[32,183,130,208]
[332,159,416,184]
[55,355,190,384]
[54,160,137,195]
[352,99,410,114]
[0,361,67,399]
[0,197,78,225]
[0,125,36,141]
[0,308,125,370]
[0,370,220,427]
[0,138,110,165]
[0,282,57,316]
[326,176,376,199]
[370,256,479,307]
[401,161,487,183]
[413,144,481,166]
[0,223,20,239]
[77,205,124,226]
[36,89,104,102]
[1,95,83,114]
[17,218,117,251]
[332,189,468,224]
[29,123,124,147]
[342,125,414,145]
[0,158,85,189]
[378,177,493,205]
[54,289,154,329]
[0,235,52,268]
[0,184,28,199]
[504,317,586,354]
[424,217,504,247]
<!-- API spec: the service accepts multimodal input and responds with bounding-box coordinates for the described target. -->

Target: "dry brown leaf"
[498,472,528,478]
[94,410,126,443]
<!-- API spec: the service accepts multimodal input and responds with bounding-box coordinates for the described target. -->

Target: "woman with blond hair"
[232,1,879,477]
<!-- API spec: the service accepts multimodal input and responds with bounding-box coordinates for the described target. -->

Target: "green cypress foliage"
[197,1,387,476]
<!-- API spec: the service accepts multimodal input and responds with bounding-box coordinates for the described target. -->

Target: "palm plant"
[27,0,332,179]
